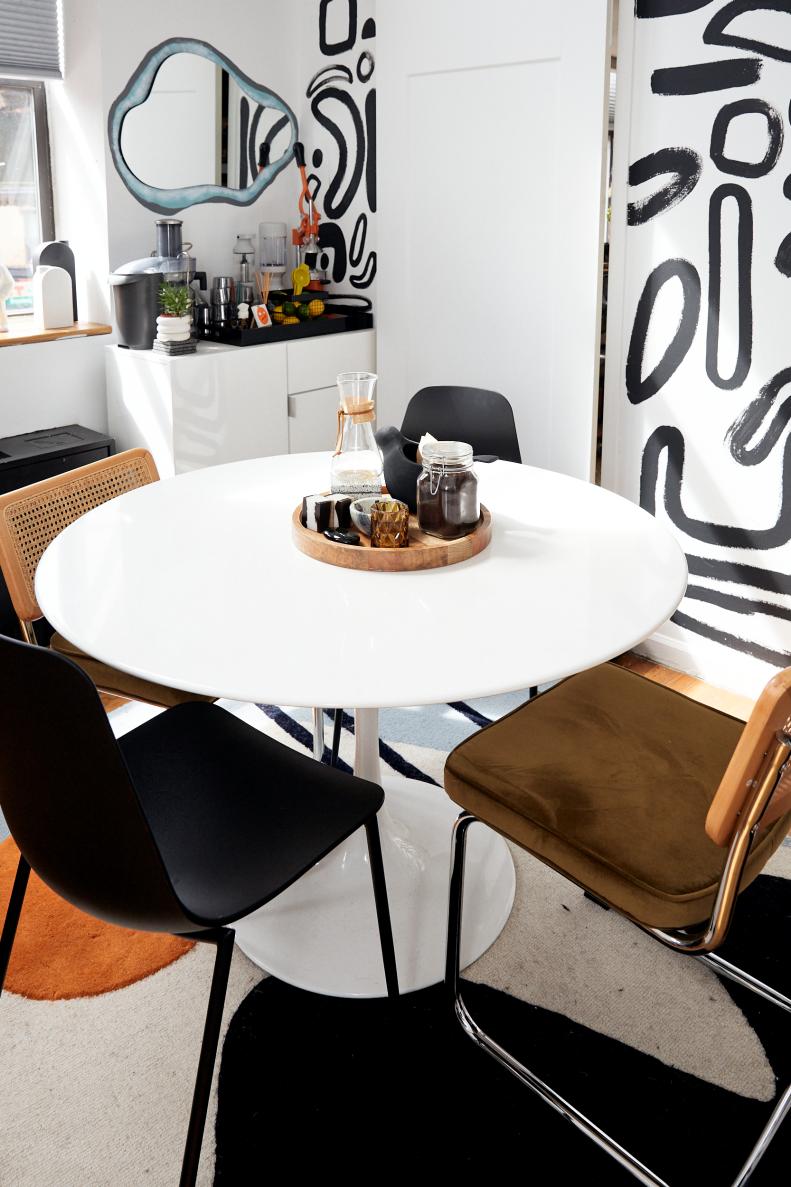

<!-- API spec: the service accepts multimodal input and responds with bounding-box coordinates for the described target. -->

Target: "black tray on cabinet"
[199,311,373,347]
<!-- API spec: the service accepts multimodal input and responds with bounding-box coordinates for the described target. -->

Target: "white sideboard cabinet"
[106,328,376,475]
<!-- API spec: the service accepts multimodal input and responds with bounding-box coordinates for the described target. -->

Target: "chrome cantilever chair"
[444,662,791,1187]
[0,634,398,1187]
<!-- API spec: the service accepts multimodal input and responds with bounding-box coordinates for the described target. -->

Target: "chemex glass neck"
[337,371,377,410]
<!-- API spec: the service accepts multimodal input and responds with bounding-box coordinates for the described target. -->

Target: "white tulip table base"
[233,773,516,998]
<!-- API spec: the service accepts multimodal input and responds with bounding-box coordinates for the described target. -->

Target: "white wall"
[375,0,611,477]
[603,4,791,698]
[0,337,109,437]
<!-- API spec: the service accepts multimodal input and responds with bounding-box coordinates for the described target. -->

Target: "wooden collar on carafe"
[334,400,375,453]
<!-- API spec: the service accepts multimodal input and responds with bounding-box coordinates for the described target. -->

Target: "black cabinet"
[0,425,115,639]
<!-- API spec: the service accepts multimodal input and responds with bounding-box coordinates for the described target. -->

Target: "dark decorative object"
[33,240,77,321]
[370,499,409,549]
[375,425,422,512]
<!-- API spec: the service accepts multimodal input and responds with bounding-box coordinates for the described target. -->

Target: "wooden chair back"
[0,448,158,628]
[706,668,791,846]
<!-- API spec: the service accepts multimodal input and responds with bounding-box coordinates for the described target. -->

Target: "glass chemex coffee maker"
[330,372,384,497]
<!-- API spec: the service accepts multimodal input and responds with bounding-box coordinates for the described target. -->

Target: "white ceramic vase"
[156,314,192,343]
[33,265,73,329]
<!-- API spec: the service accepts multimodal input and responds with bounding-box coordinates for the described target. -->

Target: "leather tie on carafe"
[334,400,376,455]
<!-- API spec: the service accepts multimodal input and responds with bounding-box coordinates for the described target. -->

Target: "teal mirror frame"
[108,37,298,214]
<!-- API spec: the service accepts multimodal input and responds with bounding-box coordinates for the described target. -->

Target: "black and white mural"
[300,0,377,294]
[604,1,791,694]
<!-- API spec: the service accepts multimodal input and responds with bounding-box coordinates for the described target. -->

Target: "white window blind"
[0,0,62,81]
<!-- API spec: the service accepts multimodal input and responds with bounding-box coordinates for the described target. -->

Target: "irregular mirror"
[109,38,298,213]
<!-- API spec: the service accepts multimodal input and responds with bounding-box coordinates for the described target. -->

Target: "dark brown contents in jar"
[417,469,479,540]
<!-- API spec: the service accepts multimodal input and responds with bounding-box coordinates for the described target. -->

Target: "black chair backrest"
[401,386,522,464]
[0,635,192,934]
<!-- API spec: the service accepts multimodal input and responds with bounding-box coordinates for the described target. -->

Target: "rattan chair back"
[706,667,791,847]
[0,448,158,627]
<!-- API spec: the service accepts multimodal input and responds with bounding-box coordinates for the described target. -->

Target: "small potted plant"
[157,284,193,345]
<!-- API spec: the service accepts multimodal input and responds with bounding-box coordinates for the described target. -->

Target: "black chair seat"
[119,702,384,927]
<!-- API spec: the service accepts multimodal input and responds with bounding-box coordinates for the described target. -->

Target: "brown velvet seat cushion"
[50,632,213,709]
[444,663,791,929]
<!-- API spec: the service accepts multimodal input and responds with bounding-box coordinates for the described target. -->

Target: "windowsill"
[0,317,112,348]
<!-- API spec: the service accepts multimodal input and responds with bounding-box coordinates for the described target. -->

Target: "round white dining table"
[35,453,687,998]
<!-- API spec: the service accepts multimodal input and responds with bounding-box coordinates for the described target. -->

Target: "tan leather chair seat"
[51,633,213,709]
[445,663,791,929]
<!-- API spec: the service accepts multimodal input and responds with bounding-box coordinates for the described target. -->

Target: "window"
[0,82,54,314]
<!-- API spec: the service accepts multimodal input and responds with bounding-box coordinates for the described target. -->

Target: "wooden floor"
[103,655,755,722]
[614,653,754,721]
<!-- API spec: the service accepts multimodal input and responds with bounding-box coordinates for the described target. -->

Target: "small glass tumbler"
[370,499,410,548]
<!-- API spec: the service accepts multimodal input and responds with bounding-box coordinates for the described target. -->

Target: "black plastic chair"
[0,635,398,1186]
[401,385,522,464]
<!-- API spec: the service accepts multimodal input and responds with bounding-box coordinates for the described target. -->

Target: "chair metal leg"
[447,813,669,1187]
[445,812,791,1187]
[0,853,30,996]
[731,1081,791,1187]
[698,951,791,1013]
[330,708,344,767]
[364,817,399,999]
[179,927,235,1187]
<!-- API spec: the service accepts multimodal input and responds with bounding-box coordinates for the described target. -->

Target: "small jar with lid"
[417,441,480,540]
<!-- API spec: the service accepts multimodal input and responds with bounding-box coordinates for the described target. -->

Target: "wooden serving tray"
[292,504,492,571]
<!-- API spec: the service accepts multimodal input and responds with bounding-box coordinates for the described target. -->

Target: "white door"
[377,0,612,479]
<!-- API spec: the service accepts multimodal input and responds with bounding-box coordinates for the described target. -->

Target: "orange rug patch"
[0,838,193,1000]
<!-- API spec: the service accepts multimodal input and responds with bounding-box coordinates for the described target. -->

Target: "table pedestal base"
[233,774,516,998]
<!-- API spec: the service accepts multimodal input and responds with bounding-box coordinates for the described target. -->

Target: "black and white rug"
[1,692,789,1185]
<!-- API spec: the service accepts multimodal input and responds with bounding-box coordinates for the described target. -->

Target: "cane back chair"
[444,661,791,1187]
[0,447,212,708]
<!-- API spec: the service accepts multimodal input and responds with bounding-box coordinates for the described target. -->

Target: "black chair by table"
[0,635,398,1187]
[401,385,522,464]
[327,384,526,763]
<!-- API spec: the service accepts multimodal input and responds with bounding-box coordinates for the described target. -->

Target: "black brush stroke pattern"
[638,0,716,14]
[710,98,783,178]
[626,259,701,403]
[652,58,762,94]
[705,0,791,64]
[687,553,791,595]
[307,64,353,98]
[357,50,375,83]
[319,0,357,56]
[365,88,377,213]
[247,104,263,183]
[640,425,791,548]
[775,232,791,276]
[686,583,791,622]
[350,250,377,288]
[311,87,365,219]
[727,366,791,465]
[317,222,347,282]
[628,146,702,226]
[671,609,791,665]
[349,211,367,267]
[706,184,753,390]
[238,96,249,190]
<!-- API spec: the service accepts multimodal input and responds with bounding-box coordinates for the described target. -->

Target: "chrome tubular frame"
[446,810,791,1187]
